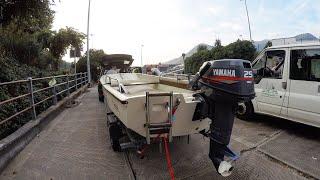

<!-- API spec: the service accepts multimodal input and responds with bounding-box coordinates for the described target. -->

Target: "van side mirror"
[252,69,257,76]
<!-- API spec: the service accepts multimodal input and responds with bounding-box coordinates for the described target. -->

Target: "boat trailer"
[106,59,255,178]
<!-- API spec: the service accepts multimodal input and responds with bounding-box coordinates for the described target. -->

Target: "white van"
[238,43,320,128]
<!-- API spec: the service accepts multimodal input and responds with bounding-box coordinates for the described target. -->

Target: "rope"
[163,136,175,180]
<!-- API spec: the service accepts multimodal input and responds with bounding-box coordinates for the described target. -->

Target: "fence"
[0,73,88,127]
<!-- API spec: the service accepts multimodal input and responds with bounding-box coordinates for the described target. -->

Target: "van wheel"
[237,101,254,120]
[109,123,122,152]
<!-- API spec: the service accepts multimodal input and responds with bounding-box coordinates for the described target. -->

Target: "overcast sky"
[52,0,320,65]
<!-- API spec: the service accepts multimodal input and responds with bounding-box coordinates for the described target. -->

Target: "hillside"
[166,33,319,64]
[164,43,213,65]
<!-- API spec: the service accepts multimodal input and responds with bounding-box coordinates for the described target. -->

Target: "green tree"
[76,49,107,82]
[214,39,222,48]
[0,24,42,65]
[0,26,85,70]
[0,0,54,32]
[184,40,257,74]
[0,0,87,139]
[197,44,208,52]
[49,27,86,69]
[185,48,212,74]
[224,40,256,61]
[210,39,225,60]
[0,1,85,70]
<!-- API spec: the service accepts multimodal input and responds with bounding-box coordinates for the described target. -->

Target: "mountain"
[165,43,213,65]
[253,39,270,52]
[294,33,318,41]
[254,33,318,51]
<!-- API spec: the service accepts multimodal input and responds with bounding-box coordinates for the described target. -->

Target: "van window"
[252,50,285,83]
[290,49,320,82]
[252,53,266,70]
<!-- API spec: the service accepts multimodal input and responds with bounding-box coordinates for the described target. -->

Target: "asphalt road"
[1,87,319,180]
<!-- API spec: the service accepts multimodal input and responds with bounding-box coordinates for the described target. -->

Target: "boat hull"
[101,74,210,137]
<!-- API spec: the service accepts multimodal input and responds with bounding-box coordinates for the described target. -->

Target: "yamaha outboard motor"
[190,59,255,177]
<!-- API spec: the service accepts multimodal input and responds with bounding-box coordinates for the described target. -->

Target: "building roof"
[267,42,320,49]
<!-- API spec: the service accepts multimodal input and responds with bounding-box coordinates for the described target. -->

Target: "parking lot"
[126,114,320,180]
[1,88,319,180]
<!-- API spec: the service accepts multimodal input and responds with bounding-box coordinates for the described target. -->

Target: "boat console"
[189,59,255,176]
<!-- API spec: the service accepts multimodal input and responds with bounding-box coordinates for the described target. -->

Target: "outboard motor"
[190,59,255,177]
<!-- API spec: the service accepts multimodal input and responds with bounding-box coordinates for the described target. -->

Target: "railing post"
[85,73,88,84]
[75,73,78,90]
[67,74,70,96]
[83,73,85,86]
[52,82,57,105]
[27,77,37,119]
[80,72,83,87]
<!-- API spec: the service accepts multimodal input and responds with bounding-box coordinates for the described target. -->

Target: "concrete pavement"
[1,88,133,180]
[1,87,319,180]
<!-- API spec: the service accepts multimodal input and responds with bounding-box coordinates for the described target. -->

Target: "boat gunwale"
[101,73,195,105]
[102,83,196,104]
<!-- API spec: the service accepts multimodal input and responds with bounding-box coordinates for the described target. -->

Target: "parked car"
[238,43,320,128]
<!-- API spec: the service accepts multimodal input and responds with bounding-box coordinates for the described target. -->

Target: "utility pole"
[86,0,92,84]
[241,0,252,42]
[90,34,94,48]
[0,5,3,29]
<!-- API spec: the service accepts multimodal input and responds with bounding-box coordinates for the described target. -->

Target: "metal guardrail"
[161,73,195,82]
[163,68,184,74]
[0,72,89,126]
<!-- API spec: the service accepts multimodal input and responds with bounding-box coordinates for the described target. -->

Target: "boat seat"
[125,85,162,95]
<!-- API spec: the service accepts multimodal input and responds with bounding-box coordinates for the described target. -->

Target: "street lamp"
[182,53,186,64]
[141,44,144,66]
[182,53,186,73]
[241,0,252,42]
[86,0,92,84]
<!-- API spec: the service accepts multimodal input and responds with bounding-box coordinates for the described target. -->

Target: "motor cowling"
[190,59,255,176]
[199,59,255,100]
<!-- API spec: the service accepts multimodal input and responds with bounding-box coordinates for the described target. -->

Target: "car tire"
[109,123,122,152]
[237,101,254,120]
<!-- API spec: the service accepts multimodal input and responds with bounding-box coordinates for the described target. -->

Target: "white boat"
[100,73,210,139]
